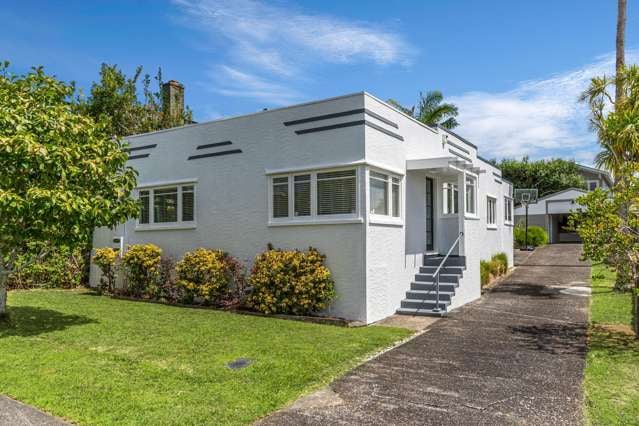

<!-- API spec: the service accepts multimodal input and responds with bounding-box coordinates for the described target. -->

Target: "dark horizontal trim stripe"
[447,140,469,154]
[285,109,364,126]
[197,141,232,150]
[284,108,399,129]
[495,179,503,184]
[365,120,404,141]
[449,149,472,163]
[364,109,398,129]
[295,120,365,135]
[128,153,150,160]
[492,171,502,178]
[125,144,157,153]
[188,149,242,160]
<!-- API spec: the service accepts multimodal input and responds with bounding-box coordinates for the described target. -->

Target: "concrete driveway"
[260,244,590,425]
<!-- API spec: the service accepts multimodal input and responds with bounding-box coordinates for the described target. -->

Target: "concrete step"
[400,298,450,310]
[423,255,466,267]
[396,307,447,317]
[419,265,465,275]
[411,281,457,292]
[406,290,455,302]
[414,273,460,284]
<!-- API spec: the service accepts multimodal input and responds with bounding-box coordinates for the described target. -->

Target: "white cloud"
[450,52,638,164]
[173,0,413,102]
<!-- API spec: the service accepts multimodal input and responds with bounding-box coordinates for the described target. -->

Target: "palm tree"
[616,0,627,106]
[388,91,459,129]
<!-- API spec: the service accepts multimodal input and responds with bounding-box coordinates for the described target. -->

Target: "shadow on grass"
[510,322,588,356]
[590,326,639,355]
[0,306,96,338]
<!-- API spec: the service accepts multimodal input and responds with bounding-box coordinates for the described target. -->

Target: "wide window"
[271,168,358,221]
[369,171,401,218]
[443,183,459,215]
[465,175,476,215]
[504,196,513,224]
[487,196,497,227]
[138,183,196,226]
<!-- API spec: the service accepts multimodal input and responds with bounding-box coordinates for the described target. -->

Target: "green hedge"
[514,225,548,247]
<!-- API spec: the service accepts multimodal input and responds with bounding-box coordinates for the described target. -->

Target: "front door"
[425,177,434,251]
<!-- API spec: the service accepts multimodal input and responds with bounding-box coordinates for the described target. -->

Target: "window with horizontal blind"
[369,171,401,218]
[270,168,358,221]
[137,183,196,227]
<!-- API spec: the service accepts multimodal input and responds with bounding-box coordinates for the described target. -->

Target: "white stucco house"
[514,164,612,244]
[91,91,514,324]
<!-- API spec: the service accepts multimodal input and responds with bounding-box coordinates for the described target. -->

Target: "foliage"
[481,253,509,287]
[388,90,459,129]
[152,256,184,303]
[514,224,548,247]
[0,290,410,425]
[497,157,586,197]
[8,246,84,290]
[92,247,119,293]
[175,248,244,305]
[121,244,162,298]
[0,62,139,313]
[80,64,193,138]
[248,247,336,315]
[480,260,491,287]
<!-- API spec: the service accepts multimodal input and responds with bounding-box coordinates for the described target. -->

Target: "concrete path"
[0,396,68,425]
[260,244,590,425]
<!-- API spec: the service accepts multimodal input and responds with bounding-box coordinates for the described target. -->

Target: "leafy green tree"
[498,157,586,197]
[81,64,193,138]
[0,63,139,316]
[388,90,459,129]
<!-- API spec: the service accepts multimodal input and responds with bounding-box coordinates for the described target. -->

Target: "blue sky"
[1,0,636,164]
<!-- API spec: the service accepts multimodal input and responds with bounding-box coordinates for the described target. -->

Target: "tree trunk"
[0,274,7,317]
[616,0,627,106]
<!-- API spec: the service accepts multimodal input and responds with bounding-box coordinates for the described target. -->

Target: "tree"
[616,0,627,106]
[498,157,586,197]
[0,63,139,316]
[388,91,459,129]
[81,64,193,138]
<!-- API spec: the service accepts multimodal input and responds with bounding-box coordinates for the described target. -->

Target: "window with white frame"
[443,183,459,215]
[271,168,357,220]
[587,180,599,191]
[465,175,476,215]
[369,171,401,218]
[487,196,497,227]
[138,184,196,226]
[504,196,513,224]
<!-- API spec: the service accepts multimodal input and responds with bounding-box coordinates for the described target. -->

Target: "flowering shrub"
[93,247,119,293]
[247,247,335,315]
[175,248,242,305]
[121,244,162,297]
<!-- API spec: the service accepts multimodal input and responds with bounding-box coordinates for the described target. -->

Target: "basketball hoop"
[513,189,538,251]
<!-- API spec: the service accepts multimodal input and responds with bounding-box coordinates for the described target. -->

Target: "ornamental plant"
[121,244,162,297]
[514,225,548,247]
[9,245,85,290]
[93,247,119,293]
[247,247,336,316]
[175,248,240,305]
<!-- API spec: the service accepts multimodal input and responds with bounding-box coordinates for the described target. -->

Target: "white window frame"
[504,196,514,225]
[586,180,599,191]
[135,181,197,231]
[464,174,478,218]
[368,168,403,225]
[442,182,459,216]
[486,195,497,229]
[268,167,362,226]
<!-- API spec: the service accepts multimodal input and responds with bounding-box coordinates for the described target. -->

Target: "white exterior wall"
[92,92,514,324]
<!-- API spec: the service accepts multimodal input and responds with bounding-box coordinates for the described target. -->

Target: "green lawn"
[0,290,411,425]
[584,264,639,425]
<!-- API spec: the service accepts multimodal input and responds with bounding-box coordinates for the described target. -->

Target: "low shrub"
[514,225,548,247]
[8,246,85,290]
[247,247,335,315]
[121,244,162,297]
[480,260,491,287]
[175,248,244,305]
[491,252,508,275]
[93,247,119,293]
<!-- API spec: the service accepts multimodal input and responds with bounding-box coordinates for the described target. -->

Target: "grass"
[584,263,639,425]
[0,289,411,425]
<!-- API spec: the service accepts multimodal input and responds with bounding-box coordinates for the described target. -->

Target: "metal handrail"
[432,231,464,313]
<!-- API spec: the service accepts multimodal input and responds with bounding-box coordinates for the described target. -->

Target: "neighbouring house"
[514,164,613,244]
[91,91,514,324]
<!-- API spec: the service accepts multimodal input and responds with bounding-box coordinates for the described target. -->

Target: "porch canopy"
[406,156,483,175]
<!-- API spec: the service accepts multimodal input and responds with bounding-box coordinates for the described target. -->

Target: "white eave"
[406,156,484,174]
